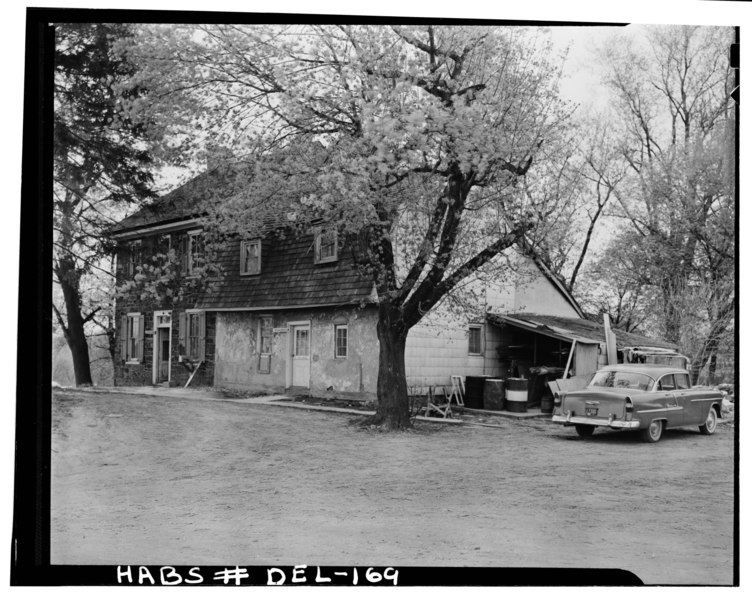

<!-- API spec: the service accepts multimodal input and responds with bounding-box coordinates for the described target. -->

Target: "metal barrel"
[505,377,528,413]
[483,378,505,411]
[464,375,491,409]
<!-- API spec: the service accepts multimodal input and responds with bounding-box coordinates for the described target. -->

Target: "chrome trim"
[552,414,641,429]
[690,398,719,403]
[636,406,683,413]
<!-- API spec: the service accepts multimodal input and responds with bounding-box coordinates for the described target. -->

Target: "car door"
[657,374,683,428]
[673,371,695,425]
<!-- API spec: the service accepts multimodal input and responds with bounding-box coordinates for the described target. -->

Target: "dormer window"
[240,239,262,275]
[314,227,337,264]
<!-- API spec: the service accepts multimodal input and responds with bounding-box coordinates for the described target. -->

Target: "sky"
[549,26,623,108]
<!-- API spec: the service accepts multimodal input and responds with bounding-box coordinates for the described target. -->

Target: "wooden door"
[291,325,310,387]
[157,328,170,383]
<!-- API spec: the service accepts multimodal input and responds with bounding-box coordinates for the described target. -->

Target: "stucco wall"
[214,306,379,399]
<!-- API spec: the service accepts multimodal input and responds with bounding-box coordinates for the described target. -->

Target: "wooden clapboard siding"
[405,324,504,392]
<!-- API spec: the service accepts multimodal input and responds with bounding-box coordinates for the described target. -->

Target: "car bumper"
[551,413,641,429]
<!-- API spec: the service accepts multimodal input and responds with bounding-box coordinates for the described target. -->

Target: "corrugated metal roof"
[487,312,679,350]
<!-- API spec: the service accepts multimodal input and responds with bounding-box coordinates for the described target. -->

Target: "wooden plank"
[603,314,617,365]
[553,376,590,392]
[184,361,203,388]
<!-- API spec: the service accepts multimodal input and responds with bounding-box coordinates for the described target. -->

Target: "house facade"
[111,169,673,400]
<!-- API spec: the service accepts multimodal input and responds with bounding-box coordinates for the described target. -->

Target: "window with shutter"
[124,313,143,362]
[184,310,206,361]
[258,316,272,374]
[240,239,261,275]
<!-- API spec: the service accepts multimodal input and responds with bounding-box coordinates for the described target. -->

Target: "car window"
[675,373,690,389]
[589,371,654,391]
[658,375,676,391]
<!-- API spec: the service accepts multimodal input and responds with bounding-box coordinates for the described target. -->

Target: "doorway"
[153,310,172,385]
[156,328,170,383]
[290,324,311,388]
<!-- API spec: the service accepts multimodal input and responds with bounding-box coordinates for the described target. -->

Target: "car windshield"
[588,371,655,391]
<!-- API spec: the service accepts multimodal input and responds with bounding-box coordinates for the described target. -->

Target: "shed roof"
[487,312,679,350]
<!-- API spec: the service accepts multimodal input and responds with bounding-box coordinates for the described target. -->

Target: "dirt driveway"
[50,390,735,584]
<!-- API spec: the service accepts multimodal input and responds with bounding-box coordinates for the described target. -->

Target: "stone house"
[110,169,674,400]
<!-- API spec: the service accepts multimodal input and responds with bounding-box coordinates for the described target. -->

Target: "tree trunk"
[708,352,718,385]
[662,283,682,345]
[366,303,411,430]
[57,258,94,386]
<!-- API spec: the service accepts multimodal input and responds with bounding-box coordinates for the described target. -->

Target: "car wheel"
[641,419,663,443]
[574,424,595,437]
[699,408,717,435]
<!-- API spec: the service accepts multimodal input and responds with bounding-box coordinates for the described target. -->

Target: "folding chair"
[448,375,465,407]
[424,386,453,419]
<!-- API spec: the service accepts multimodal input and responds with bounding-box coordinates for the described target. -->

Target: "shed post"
[564,340,576,377]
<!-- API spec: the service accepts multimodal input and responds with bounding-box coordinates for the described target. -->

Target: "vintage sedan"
[551,365,725,442]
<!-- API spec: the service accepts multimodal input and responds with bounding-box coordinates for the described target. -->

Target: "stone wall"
[113,234,215,388]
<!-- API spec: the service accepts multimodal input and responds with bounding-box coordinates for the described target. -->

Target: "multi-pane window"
[468,325,483,355]
[259,316,273,354]
[314,227,337,264]
[294,328,310,357]
[335,324,348,358]
[188,312,202,360]
[121,313,143,362]
[158,233,171,257]
[187,231,204,274]
[240,239,261,275]
[179,310,206,361]
[258,316,272,374]
[126,240,142,277]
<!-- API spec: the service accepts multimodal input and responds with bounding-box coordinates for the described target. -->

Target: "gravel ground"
[50,389,735,584]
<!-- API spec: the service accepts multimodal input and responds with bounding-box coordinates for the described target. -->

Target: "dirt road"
[50,390,735,584]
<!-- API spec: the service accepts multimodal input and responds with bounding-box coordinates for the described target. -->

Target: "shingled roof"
[109,166,247,235]
[196,234,376,310]
[488,312,679,350]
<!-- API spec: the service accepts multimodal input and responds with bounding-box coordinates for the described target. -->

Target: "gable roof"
[196,233,376,311]
[109,165,252,235]
[487,312,679,350]
[521,250,585,319]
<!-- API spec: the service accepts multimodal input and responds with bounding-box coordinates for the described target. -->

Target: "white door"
[291,325,311,387]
